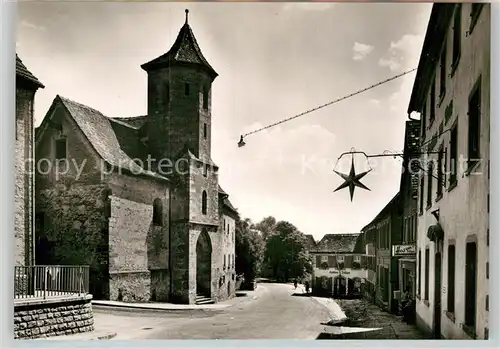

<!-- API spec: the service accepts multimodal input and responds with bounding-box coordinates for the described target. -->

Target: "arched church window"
[203,85,209,110]
[202,191,208,215]
[153,198,163,226]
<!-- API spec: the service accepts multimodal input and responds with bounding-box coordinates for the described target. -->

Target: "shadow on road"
[235,292,248,298]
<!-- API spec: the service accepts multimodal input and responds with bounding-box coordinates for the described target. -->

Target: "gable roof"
[361,192,401,232]
[304,234,317,251]
[16,54,44,89]
[311,233,361,253]
[36,95,167,182]
[141,13,217,79]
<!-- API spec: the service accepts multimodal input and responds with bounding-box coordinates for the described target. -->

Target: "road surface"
[94,283,334,340]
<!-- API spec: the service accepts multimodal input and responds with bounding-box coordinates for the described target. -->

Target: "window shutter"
[345,255,353,268]
[328,256,335,268]
[316,255,321,267]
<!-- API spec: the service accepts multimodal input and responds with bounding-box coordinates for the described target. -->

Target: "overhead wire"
[239,68,417,141]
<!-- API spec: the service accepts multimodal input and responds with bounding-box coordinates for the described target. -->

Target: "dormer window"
[55,137,67,160]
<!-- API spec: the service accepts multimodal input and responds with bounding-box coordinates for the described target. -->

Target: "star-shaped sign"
[334,158,371,201]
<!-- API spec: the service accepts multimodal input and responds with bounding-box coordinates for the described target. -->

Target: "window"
[468,79,481,167]
[55,137,67,160]
[419,176,424,214]
[424,248,429,300]
[152,199,163,226]
[223,219,226,231]
[223,255,226,269]
[337,255,345,262]
[470,3,484,33]
[321,255,328,262]
[203,85,209,109]
[418,250,422,296]
[165,83,170,106]
[203,123,207,138]
[449,123,458,185]
[437,147,444,198]
[447,245,455,313]
[485,295,489,312]
[203,164,208,177]
[201,191,207,215]
[426,162,433,207]
[452,5,462,72]
[430,80,436,124]
[440,46,447,98]
[464,242,477,328]
[354,255,361,262]
[185,83,190,96]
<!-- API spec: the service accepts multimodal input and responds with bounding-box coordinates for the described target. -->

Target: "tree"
[235,217,265,287]
[264,221,312,281]
[253,216,277,241]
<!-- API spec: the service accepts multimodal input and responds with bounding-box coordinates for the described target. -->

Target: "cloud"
[378,34,423,72]
[352,42,374,61]
[282,3,335,12]
[20,20,46,32]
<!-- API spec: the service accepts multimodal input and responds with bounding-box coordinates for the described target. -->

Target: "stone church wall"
[35,184,110,298]
[106,172,170,302]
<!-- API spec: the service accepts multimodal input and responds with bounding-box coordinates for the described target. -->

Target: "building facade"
[15,55,44,266]
[34,11,238,305]
[309,234,366,298]
[361,193,402,313]
[395,120,420,300]
[408,3,490,339]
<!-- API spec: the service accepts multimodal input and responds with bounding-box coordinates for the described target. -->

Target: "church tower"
[141,9,218,162]
[141,10,221,304]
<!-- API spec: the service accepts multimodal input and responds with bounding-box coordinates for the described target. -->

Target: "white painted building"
[309,234,366,298]
[407,3,490,340]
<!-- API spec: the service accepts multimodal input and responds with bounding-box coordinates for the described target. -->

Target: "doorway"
[434,252,442,339]
[196,229,212,297]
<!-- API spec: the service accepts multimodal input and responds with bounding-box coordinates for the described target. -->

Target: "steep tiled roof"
[223,197,238,215]
[304,234,317,251]
[52,96,167,182]
[141,14,217,78]
[110,116,148,129]
[361,192,400,231]
[16,54,44,88]
[312,233,361,253]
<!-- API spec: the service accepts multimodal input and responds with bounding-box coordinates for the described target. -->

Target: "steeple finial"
[185,9,189,24]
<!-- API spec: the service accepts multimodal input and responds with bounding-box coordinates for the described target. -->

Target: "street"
[94,283,334,340]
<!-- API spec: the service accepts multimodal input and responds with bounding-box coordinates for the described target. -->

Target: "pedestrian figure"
[293,279,298,289]
[401,286,413,323]
[305,281,310,294]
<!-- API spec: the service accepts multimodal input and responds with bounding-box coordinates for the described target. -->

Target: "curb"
[92,302,225,314]
[93,332,117,340]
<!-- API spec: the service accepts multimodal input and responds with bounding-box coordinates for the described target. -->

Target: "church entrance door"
[196,229,212,297]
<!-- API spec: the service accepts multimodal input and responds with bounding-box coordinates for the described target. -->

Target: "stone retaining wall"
[14,295,94,339]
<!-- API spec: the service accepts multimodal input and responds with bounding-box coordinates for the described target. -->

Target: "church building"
[34,10,238,305]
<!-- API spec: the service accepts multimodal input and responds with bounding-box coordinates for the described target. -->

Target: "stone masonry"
[14,297,94,339]
[15,56,44,266]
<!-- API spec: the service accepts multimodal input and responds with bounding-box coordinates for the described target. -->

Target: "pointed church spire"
[141,9,218,79]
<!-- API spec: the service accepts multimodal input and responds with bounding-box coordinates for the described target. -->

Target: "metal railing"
[14,265,89,300]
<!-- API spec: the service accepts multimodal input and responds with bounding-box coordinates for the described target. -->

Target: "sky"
[17,1,432,241]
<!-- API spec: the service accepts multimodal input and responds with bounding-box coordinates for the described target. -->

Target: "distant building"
[15,55,44,266]
[361,193,401,313]
[408,3,490,339]
[34,10,238,305]
[309,233,365,298]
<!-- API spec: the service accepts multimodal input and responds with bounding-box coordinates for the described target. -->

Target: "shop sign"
[392,244,416,257]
